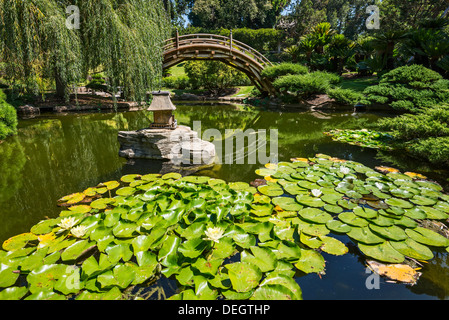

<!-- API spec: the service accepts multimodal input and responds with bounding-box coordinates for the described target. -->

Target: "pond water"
[1,102,449,300]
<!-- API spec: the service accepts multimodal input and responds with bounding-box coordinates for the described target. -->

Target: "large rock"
[16,105,40,119]
[118,125,216,166]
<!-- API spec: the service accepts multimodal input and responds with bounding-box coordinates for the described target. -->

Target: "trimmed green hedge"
[361,65,449,113]
[261,63,308,81]
[273,71,341,98]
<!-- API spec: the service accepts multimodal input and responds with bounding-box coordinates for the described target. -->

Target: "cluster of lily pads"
[324,129,395,151]
[1,154,449,300]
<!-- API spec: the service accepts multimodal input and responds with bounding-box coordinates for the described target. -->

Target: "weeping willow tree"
[0,0,171,101]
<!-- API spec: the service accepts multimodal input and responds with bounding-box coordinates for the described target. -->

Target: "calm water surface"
[1,102,449,300]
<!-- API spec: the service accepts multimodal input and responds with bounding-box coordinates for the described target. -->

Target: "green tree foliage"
[188,0,290,29]
[180,27,284,53]
[0,0,171,101]
[184,61,251,93]
[378,0,448,32]
[0,90,17,140]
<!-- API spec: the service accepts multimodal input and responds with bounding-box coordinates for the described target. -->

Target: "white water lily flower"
[375,182,383,190]
[340,166,350,175]
[203,227,225,243]
[71,225,87,238]
[311,189,322,197]
[58,217,78,230]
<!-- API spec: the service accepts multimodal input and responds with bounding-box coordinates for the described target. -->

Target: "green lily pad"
[0,286,28,300]
[385,198,414,209]
[0,264,20,288]
[225,262,262,293]
[295,195,325,208]
[61,239,93,261]
[272,197,303,211]
[390,238,434,260]
[2,233,37,251]
[299,208,332,224]
[26,264,68,294]
[255,274,302,300]
[338,212,369,227]
[105,243,133,264]
[319,236,348,256]
[299,232,323,249]
[115,187,136,197]
[295,218,330,237]
[120,174,141,183]
[294,249,325,274]
[405,227,449,247]
[325,220,351,233]
[241,246,277,273]
[417,206,449,220]
[353,206,377,219]
[258,185,284,197]
[358,242,405,263]
[347,227,385,244]
[410,195,437,206]
[90,198,113,210]
[369,224,408,241]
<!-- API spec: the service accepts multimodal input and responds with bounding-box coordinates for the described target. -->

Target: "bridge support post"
[229,30,233,52]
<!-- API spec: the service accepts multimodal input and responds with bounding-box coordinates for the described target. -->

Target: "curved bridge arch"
[163,33,276,96]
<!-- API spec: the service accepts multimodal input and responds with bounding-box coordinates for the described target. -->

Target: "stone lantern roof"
[147,91,176,111]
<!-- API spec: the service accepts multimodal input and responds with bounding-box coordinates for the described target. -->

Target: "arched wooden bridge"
[163,32,276,96]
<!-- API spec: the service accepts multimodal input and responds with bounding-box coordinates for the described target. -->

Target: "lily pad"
[385,198,414,209]
[319,236,348,256]
[258,185,284,197]
[338,212,369,227]
[225,262,262,293]
[295,195,325,208]
[358,242,405,263]
[299,208,332,224]
[369,224,408,241]
[325,220,351,234]
[405,227,449,247]
[390,238,434,260]
[347,227,385,244]
[294,249,325,274]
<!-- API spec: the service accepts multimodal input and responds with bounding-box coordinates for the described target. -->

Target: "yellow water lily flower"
[58,217,78,230]
[203,227,225,243]
[311,189,322,197]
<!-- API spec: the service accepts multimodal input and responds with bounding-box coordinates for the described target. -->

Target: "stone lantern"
[147,91,177,129]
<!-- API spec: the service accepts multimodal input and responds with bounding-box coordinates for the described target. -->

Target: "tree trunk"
[54,69,68,101]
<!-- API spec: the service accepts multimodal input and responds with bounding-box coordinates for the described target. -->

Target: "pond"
[1,102,449,300]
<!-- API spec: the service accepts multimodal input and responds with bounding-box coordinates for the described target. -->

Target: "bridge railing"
[163,33,273,67]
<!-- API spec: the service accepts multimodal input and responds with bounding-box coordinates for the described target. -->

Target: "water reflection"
[1,103,449,299]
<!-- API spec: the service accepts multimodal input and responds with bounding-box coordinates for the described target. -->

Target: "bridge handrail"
[163,33,272,67]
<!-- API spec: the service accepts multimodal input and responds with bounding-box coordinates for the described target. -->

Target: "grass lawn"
[231,86,255,97]
[338,75,379,92]
[166,63,186,77]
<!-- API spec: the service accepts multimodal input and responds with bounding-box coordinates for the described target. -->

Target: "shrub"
[0,90,18,140]
[261,63,308,81]
[406,136,449,166]
[184,61,251,93]
[327,88,364,106]
[273,71,341,98]
[379,64,443,85]
[162,76,190,90]
[362,65,449,112]
[378,105,449,140]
